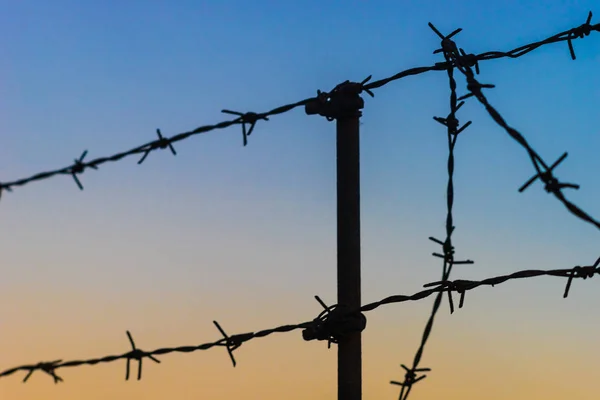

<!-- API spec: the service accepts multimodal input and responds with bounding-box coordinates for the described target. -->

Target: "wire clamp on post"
[302,296,367,348]
[305,76,373,121]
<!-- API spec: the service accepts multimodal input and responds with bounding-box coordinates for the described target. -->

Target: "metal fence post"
[336,107,362,400]
[305,81,364,400]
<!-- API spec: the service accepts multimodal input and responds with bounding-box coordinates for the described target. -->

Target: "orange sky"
[2,272,599,399]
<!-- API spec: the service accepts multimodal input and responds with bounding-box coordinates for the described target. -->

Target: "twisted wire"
[1,12,598,203]
[1,258,597,384]
[446,11,600,231]
[392,25,474,400]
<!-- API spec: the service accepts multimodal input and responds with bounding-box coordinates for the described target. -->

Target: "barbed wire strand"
[448,12,600,231]
[391,25,474,400]
[1,258,597,384]
[0,12,598,208]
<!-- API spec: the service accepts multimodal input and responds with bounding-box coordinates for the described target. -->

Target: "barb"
[70,150,97,190]
[1,13,599,195]
[1,257,597,384]
[21,360,63,384]
[221,110,269,146]
[213,320,253,367]
[390,365,431,391]
[124,330,160,381]
[137,129,177,165]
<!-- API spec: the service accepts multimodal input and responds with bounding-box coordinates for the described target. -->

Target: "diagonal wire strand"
[1,14,598,199]
[394,34,473,400]
[447,14,600,231]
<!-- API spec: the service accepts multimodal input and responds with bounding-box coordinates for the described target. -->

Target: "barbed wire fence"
[1,10,599,400]
[1,260,598,385]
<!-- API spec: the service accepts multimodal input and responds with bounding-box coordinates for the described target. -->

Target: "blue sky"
[1,1,599,399]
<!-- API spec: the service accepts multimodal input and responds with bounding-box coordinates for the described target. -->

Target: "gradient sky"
[1,1,599,399]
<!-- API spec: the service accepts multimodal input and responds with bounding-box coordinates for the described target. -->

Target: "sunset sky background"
[1,0,599,399]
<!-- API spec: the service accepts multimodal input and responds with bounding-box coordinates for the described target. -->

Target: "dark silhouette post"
[336,102,362,400]
[306,81,365,400]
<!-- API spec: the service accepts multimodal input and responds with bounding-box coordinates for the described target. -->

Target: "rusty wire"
[0,257,597,384]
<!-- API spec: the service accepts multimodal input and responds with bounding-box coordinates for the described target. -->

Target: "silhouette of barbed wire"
[392,15,599,399]
[1,12,598,200]
[3,11,600,400]
[432,11,600,232]
[392,33,473,400]
[1,257,597,384]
